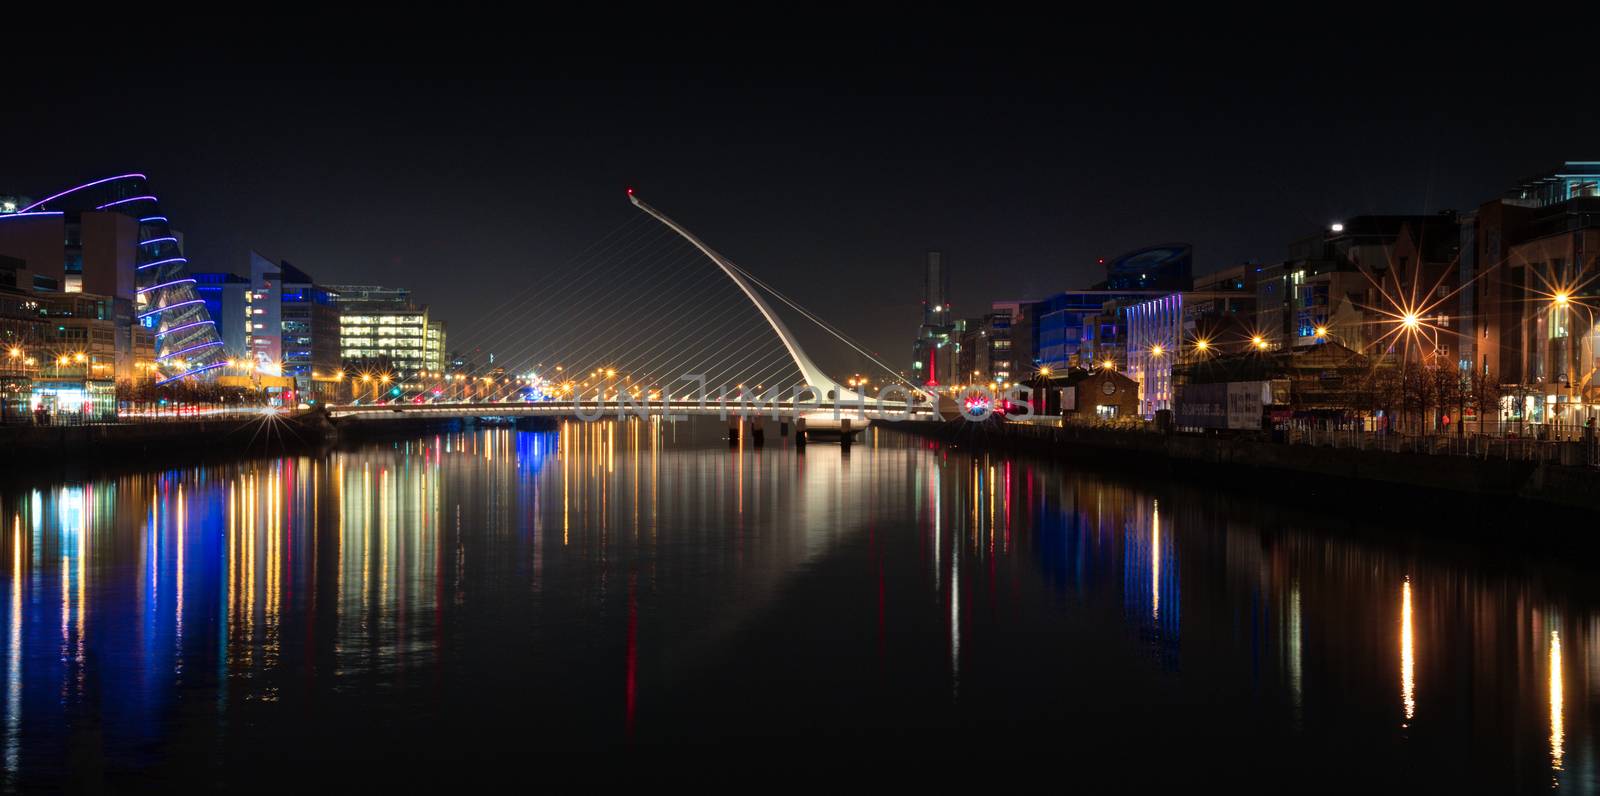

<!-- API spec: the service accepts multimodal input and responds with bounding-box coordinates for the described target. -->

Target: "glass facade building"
[2,174,226,383]
[426,320,447,373]
[1127,293,1184,417]
[1100,244,1193,291]
[191,271,251,359]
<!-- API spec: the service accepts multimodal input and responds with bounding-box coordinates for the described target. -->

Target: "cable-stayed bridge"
[328,190,936,434]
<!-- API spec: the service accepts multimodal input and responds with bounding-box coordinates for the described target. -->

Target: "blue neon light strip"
[138,216,168,223]
[136,257,188,271]
[156,340,223,361]
[137,299,203,319]
[137,278,196,295]
[0,211,65,221]
[140,236,178,246]
[156,361,225,385]
[155,319,215,338]
[96,195,158,210]
[19,173,146,213]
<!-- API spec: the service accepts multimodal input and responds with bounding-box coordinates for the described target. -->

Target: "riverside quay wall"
[0,412,530,477]
[881,420,1600,515]
[0,412,339,473]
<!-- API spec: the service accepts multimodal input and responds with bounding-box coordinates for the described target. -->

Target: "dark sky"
[5,23,1597,375]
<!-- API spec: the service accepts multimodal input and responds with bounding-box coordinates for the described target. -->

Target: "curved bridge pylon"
[626,188,862,403]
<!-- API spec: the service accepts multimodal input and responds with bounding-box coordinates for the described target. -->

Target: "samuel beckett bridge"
[326,190,941,436]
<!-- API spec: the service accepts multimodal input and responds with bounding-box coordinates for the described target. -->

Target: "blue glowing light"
[137,278,196,295]
[138,216,168,223]
[96,195,158,210]
[139,236,178,246]
[137,299,204,320]
[156,341,223,361]
[136,257,188,271]
[0,211,65,221]
[19,173,146,213]
[155,320,215,338]
[156,361,226,385]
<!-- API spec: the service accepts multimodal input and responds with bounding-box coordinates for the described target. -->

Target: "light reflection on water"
[0,420,1596,789]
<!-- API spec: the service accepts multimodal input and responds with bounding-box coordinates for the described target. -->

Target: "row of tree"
[1345,364,1502,434]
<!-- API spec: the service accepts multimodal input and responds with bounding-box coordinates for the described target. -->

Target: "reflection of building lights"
[1552,629,1565,772]
[1401,578,1415,724]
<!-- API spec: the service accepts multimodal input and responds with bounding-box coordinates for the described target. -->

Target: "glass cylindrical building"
[21,174,226,383]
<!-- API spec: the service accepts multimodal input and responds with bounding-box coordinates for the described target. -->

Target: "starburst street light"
[1149,344,1164,357]
[1193,338,1209,353]
[1314,326,1329,339]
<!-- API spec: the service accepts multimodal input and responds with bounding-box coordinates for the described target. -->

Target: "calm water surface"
[1,420,1597,790]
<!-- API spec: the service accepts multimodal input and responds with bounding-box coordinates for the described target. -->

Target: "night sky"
[6,25,1597,374]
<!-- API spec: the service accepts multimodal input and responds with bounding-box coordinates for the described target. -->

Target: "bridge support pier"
[752,416,765,448]
[840,418,853,451]
[794,417,806,450]
[728,417,740,446]
[779,421,789,437]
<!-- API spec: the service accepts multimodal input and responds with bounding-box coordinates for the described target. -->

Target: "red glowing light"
[626,187,634,195]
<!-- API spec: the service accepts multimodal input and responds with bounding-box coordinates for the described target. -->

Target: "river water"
[0,419,1595,790]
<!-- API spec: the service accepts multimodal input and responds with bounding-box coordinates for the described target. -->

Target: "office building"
[426,320,448,373]
[1258,213,1459,354]
[0,173,224,384]
[1459,163,1600,425]
[331,284,435,389]
[246,253,341,401]
[1127,288,1259,417]
[191,271,251,359]
[1096,244,1194,292]
[911,251,958,385]
[954,312,1014,385]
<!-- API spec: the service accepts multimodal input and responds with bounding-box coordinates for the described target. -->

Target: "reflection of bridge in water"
[325,191,935,434]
